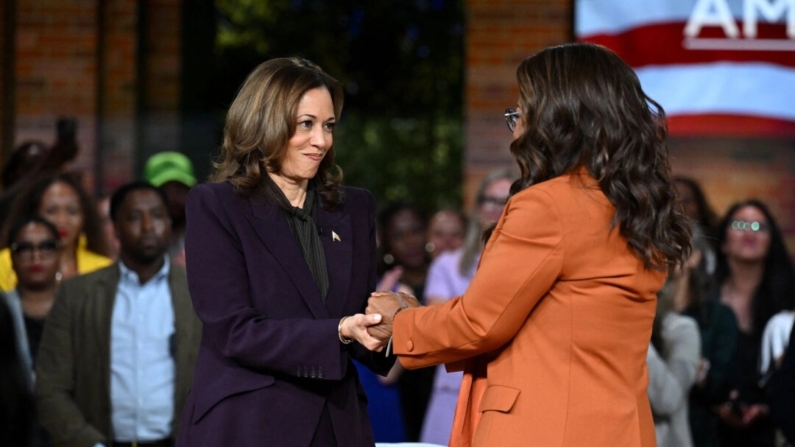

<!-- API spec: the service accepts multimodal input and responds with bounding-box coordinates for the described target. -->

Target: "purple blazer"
[176,181,394,447]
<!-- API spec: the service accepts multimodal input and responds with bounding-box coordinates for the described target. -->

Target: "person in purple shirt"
[420,168,513,445]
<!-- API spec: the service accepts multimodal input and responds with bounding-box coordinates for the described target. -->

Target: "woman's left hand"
[341,313,388,352]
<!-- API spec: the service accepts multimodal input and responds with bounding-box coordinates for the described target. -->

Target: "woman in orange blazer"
[367,42,693,447]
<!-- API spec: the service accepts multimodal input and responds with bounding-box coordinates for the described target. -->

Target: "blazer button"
[406,340,414,352]
[310,370,316,379]
[318,370,324,379]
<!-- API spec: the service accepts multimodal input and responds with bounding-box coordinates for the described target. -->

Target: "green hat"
[144,152,196,187]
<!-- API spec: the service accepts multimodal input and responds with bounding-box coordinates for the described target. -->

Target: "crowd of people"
[0,42,793,447]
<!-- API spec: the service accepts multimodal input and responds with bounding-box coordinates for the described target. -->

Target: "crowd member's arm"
[646,316,701,416]
[766,324,795,444]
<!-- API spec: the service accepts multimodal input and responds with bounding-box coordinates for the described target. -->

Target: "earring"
[383,253,394,265]
[55,271,63,282]
[425,242,435,253]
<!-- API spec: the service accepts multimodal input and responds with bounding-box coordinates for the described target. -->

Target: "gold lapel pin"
[332,231,341,242]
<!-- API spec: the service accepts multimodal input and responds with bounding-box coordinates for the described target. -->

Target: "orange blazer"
[393,171,665,447]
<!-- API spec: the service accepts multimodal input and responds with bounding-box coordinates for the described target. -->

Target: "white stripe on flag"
[637,62,795,121]
[576,0,747,37]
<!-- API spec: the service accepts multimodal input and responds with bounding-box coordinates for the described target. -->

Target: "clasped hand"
[365,291,421,347]
[338,291,419,352]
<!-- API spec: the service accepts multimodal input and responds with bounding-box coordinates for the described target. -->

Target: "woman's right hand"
[341,313,387,352]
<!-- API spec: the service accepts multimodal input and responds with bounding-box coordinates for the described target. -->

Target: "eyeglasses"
[730,220,770,232]
[504,108,521,133]
[478,196,508,207]
[10,240,61,261]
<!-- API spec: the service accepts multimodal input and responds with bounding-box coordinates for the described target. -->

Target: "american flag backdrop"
[574,0,795,137]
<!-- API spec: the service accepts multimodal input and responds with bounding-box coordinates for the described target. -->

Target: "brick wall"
[4,0,181,195]
[0,0,6,158]
[138,0,181,173]
[15,0,99,187]
[463,0,571,207]
[98,0,138,194]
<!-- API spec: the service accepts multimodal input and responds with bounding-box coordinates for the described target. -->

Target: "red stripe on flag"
[667,114,795,137]
[580,22,795,68]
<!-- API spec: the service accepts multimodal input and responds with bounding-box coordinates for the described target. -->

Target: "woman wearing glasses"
[0,173,112,291]
[366,42,692,447]
[3,216,62,378]
[712,200,795,447]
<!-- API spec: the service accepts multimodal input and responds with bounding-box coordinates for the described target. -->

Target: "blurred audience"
[758,309,794,383]
[35,181,201,447]
[766,325,795,444]
[0,119,81,237]
[4,216,58,446]
[0,141,51,235]
[144,152,197,267]
[377,202,431,441]
[0,294,35,447]
[4,216,63,379]
[673,228,739,447]
[426,207,466,259]
[96,195,120,260]
[421,168,512,445]
[647,279,701,447]
[378,202,430,302]
[674,176,719,273]
[713,200,795,447]
[0,173,112,291]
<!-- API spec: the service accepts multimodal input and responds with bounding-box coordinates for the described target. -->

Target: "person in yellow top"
[1,173,112,291]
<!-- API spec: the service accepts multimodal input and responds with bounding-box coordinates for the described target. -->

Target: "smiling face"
[722,205,772,264]
[38,181,84,250]
[271,87,336,187]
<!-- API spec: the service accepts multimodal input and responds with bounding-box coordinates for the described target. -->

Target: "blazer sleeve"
[35,283,105,447]
[646,315,701,416]
[186,184,361,381]
[392,186,564,368]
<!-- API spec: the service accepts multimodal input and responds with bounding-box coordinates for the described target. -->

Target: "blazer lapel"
[317,205,352,317]
[246,196,330,319]
[170,267,194,367]
[91,265,118,426]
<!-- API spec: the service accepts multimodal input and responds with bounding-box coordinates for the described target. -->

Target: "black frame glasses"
[10,239,61,261]
[504,108,521,133]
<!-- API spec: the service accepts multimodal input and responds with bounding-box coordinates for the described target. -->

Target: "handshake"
[341,291,422,352]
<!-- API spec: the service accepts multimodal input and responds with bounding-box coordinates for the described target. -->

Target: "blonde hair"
[212,57,345,206]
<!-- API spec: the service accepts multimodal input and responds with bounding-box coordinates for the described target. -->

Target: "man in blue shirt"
[35,181,201,447]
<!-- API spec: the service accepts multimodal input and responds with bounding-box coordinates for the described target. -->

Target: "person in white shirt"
[35,181,201,447]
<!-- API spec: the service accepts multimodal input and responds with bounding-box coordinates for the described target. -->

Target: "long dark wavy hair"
[715,200,795,337]
[505,42,691,270]
[211,57,345,209]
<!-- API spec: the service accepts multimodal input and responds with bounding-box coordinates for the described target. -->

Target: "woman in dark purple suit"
[176,58,394,447]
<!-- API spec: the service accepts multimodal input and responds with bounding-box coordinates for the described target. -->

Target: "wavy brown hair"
[507,42,691,270]
[211,57,345,208]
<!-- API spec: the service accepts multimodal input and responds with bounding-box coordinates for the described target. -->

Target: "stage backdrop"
[575,0,795,251]
[575,0,795,137]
